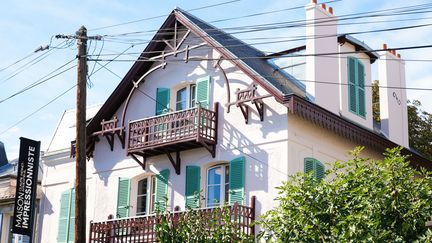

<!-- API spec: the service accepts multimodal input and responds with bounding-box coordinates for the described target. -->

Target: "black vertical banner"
[12,137,40,237]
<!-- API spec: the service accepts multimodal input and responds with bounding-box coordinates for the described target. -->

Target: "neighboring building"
[38,105,101,243]
[0,142,42,243]
[40,2,431,242]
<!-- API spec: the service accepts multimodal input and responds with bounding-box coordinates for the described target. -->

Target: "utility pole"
[56,26,101,243]
[75,26,87,243]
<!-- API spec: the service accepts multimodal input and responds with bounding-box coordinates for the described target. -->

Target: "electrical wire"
[0,40,71,86]
[0,85,76,137]
[89,0,243,31]
[0,58,77,104]
[0,52,37,73]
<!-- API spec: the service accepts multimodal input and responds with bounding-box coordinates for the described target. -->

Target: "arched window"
[206,164,230,207]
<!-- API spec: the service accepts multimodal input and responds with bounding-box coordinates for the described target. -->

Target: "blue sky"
[1,0,431,158]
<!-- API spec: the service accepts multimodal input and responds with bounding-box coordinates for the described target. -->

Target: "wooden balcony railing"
[127,106,217,155]
[89,198,255,243]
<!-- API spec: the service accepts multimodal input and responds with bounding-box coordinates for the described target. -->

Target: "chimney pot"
[382,43,387,50]
[397,53,401,58]
[391,50,396,55]
[321,3,326,9]
[328,7,333,14]
[312,0,317,4]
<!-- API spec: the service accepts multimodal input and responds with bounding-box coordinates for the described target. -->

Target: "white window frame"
[135,175,156,216]
[173,83,197,111]
[206,164,229,207]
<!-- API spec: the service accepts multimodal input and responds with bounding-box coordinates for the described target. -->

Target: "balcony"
[126,105,218,174]
[89,198,255,243]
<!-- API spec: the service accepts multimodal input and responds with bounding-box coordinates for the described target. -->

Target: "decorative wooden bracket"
[199,140,216,158]
[226,84,272,124]
[165,151,181,175]
[130,152,146,170]
[92,116,125,151]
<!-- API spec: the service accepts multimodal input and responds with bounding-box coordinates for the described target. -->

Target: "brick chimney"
[305,0,339,114]
[378,44,409,147]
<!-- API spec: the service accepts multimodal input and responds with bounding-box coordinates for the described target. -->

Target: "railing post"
[250,195,256,236]
[213,102,219,143]
[196,106,201,141]
[88,220,92,243]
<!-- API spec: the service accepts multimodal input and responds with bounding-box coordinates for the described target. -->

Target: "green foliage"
[408,100,432,160]
[259,147,432,242]
[155,192,253,242]
[372,80,380,123]
[155,205,254,243]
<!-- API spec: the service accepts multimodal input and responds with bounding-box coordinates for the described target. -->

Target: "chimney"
[305,0,339,114]
[378,45,409,147]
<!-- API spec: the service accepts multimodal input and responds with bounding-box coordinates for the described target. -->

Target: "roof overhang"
[285,94,432,170]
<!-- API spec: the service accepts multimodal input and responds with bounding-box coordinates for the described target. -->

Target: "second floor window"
[348,57,366,117]
[176,87,187,111]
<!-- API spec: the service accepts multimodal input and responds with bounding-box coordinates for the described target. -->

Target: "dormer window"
[348,57,366,117]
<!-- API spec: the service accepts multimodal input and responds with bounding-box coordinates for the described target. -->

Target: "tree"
[259,147,432,242]
[408,100,432,160]
[372,80,380,123]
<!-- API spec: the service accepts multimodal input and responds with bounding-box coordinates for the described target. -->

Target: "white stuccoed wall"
[378,51,409,147]
[338,42,373,130]
[287,114,383,175]
[305,2,339,114]
[89,32,290,225]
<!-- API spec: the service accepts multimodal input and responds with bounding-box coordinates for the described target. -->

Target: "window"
[190,84,196,108]
[136,176,157,216]
[348,57,366,117]
[136,178,148,216]
[175,87,187,111]
[206,165,230,207]
[304,158,325,180]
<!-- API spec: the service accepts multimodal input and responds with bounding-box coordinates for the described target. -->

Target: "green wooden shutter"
[185,166,201,209]
[348,57,357,113]
[357,61,366,117]
[57,190,72,243]
[116,178,131,218]
[304,158,325,180]
[155,169,170,211]
[304,158,314,175]
[195,76,211,109]
[68,189,75,243]
[229,156,245,204]
[316,161,325,180]
[155,88,170,115]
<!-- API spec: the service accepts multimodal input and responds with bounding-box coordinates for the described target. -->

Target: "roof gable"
[88,8,305,134]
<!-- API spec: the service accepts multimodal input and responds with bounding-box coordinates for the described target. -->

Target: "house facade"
[39,1,430,242]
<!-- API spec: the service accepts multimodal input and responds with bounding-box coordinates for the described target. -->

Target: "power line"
[0,40,71,86]
[0,58,77,104]
[87,43,432,64]
[89,0,243,31]
[0,52,36,73]
[101,2,432,39]
[0,85,76,137]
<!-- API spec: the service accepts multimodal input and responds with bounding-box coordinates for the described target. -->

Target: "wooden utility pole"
[75,25,87,243]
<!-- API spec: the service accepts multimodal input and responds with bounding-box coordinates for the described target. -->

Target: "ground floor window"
[206,164,229,207]
[136,176,156,215]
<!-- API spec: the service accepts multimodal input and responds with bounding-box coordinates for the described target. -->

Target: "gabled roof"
[265,34,379,64]
[87,8,306,135]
